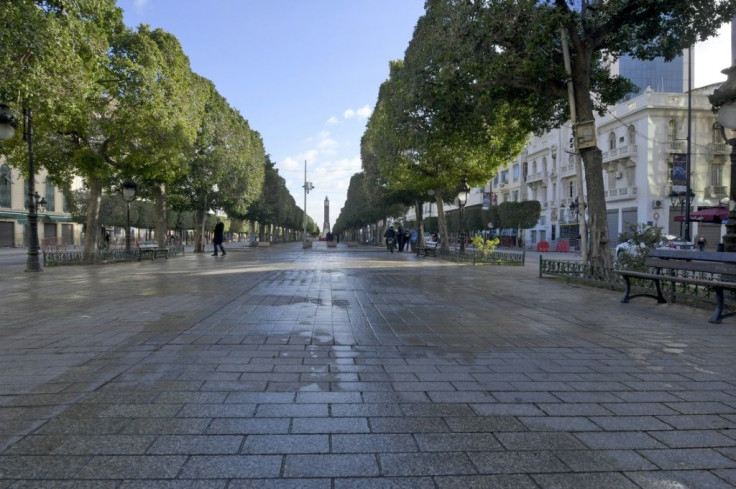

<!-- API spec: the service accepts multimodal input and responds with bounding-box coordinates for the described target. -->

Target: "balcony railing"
[605,186,638,201]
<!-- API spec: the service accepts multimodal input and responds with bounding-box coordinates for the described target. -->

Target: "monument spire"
[323,196,330,237]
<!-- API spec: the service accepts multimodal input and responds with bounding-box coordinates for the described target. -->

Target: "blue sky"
[115,1,729,231]
[116,0,426,230]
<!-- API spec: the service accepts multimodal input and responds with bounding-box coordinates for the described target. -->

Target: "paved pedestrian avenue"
[0,242,735,488]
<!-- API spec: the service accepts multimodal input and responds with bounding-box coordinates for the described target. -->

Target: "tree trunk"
[154,183,167,248]
[83,178,103,263]
[435,189,449,252]
[416,198,425,246]
[194,208,206,253]
[573,47,613,274]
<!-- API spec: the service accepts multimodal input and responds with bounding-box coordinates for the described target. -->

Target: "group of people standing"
[383,224,418,252]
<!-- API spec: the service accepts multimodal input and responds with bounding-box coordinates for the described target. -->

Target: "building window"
[569,181,574,198]
[62,192,69,212]
[628,125,635,145]
[668,119,677,141]
[532,159,537,175]
[713,122,723,144]
[551,149,557,168]
[522,161,528,180]
[0,164,11,208]
[494,173,499,185]
[501,170,509,184]
[711,163,723,187]
[513,190,519,202]
[542,157,547,173]
[513,164,520,182]
[608,131,617,150]
[45,181,55,212]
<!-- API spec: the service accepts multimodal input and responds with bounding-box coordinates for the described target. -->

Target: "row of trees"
[336,0,735,271]
[0,1,316,259]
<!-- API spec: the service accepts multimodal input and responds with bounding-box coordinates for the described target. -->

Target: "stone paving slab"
[0,243,735,487]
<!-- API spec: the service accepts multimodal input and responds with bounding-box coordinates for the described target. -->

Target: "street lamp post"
[122,179,137,253]
[669,190,687,238]
[457,177,470,253]
[708,62,736,252]
[302,160,314,249]
[0,104,46,272]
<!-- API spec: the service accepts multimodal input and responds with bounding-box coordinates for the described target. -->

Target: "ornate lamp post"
[457,177,470,253]
[709,62,736,252]
[669,190,686,238]
[122,178,137,252]
[0,104,46,271]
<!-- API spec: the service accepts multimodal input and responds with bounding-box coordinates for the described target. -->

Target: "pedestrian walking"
[698,236,706,251]
[397,225,405,252]
[409,229,418,253]
[212,217,226,256]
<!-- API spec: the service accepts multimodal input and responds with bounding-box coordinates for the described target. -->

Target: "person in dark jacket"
[212,217,226,256]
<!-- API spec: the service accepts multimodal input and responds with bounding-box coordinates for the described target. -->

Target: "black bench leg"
[710,288,724,324]
[652,279,666,303]
[621,276,632,303]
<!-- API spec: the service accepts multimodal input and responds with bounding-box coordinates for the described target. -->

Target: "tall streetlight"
[122,178,137,252]
[457,177,470,253]
[708,62,736,252]
[0,104,46,272]
[302,160,314,248]
[669,189,694,239]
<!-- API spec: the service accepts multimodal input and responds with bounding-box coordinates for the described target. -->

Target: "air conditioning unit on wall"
[652,199,662,209]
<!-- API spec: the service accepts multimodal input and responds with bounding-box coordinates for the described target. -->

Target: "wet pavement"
[0,242,735,488]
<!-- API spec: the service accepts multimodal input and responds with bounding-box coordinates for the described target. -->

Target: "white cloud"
[356,105,373,119]
[133,0,149,10]
[343,105,373,121]
[326,116,339,125]
[318,138,338,150]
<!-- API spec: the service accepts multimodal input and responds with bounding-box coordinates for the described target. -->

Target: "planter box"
[326,241,337,247]
[347,241,358,247]
[257,241,270,247]
[303,240,313,248]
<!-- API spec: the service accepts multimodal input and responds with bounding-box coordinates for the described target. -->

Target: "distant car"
[615,235,694,259]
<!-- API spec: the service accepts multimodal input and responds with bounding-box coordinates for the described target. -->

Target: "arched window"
[628,125,636,145]
[608,132,617,150]
[713,122,723,144]
[668,120,677,141]
[45,181,55,212]
[542,156,547,174]
[0,164,10,208]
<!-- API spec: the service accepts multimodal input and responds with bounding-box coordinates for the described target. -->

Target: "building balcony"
[667,141,684,152]
[602,144,638,163]
[706,142,729,154]
[559,163,576,176]
[526,171,547,183]
[705,185,728,199]
[605,186,637,201]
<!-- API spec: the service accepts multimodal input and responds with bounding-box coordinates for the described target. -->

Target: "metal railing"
[539,256,731,308]
[43,244,184,266]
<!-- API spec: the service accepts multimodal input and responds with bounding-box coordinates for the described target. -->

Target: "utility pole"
[561,27,588,262]
[302,160,313,248]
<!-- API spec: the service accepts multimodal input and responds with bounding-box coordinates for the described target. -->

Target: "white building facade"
[0,157,80,248]
[488,84,728,250]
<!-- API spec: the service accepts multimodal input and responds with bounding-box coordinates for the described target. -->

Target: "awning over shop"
[43,214,72,223]
[675,207,728,222]
[0,210,28,225]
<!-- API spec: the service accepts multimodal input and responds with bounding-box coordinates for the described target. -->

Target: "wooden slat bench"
[137,241,169,261]
[416,240,439,257]
[616,249,736,323]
